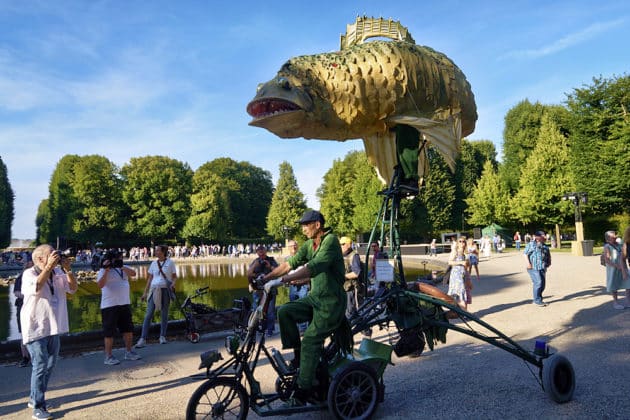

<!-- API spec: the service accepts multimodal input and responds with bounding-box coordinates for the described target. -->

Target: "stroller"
[180,287,234,343]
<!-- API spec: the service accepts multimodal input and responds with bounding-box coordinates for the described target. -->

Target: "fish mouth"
[246,98,302,120]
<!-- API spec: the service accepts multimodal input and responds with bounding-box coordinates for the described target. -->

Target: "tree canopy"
[0,157,14,247]
[182,157,273,242]
[121,156,193,242]
[510,114,574,226]
[318,151,381,238]
[266,161,307,241]
[16,74,630,247]
[566,74,630,216]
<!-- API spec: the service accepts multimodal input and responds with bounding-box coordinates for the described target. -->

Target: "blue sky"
[1,1,628,240]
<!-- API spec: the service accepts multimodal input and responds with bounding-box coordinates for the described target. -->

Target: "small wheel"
[328,362,379,420]
[186,377,249,420]
[188,332,200,343]
[542,354,575,403]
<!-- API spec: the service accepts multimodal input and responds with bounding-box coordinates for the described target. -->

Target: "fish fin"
[362,132,396,184]
[387,115,462,172]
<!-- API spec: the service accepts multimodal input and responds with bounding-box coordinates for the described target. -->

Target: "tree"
[500,100,547,192]
[566,74,630,216]
[510,114,575,226]
[121,156,193,242]
[318,152,361,236]
[318,151,382,238]
[70,155,126,244]
[266,161,307,241]
[501,100,572,194]
[232,160,274,239]
[182,157,273,241]
[466,160,510,226]
[349,156,383,235]
[421,146,456,231]
[35,199,50,245]
[46,155,82,245]
[0,157,14,247]
[453,139,498,230]
[183,168,234,242]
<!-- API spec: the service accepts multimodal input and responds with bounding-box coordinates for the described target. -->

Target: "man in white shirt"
[21,245,77,420]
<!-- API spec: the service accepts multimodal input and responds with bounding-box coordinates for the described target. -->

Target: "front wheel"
[186,377,249,420]
[542,354,575,403]
[328,362,379,420]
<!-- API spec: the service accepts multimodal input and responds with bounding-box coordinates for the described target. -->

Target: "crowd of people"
[8,218,630,417]
[12,244,179,419]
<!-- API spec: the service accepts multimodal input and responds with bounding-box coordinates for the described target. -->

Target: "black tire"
[186,377,249,420]
[188,332,200,344]
[328,362,380,420]
[542,354,575,403]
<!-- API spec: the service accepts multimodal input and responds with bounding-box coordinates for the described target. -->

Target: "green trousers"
[395,124,420,182]
[277,295,345,389]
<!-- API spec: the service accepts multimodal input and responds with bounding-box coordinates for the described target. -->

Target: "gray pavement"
[1,251,629,419]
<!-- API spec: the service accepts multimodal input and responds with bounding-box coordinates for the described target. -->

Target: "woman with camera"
[97,249,142,365]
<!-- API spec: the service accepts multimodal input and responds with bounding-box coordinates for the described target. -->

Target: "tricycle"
[185,156,575,419]
[186,280,393,419]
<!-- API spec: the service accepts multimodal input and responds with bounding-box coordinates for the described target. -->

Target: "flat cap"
[298,209,325,225]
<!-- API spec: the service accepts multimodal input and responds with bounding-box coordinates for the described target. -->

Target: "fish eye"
[256,83,264,93]
[276,77,290,90]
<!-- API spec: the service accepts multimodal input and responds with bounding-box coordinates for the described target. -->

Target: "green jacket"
[288,230,346,317]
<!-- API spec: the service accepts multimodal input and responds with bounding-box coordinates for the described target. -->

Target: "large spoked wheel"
[186,377,249,420]
[542,354,575,403]
[327,362,379,420]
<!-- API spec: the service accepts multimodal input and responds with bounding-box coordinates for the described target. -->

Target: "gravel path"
[1,251,628,419]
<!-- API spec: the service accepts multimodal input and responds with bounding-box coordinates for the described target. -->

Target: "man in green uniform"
[263,209,346,404]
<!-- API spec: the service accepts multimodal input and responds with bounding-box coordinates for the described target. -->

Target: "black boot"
[289,348,301,371]
[283,385,309,407]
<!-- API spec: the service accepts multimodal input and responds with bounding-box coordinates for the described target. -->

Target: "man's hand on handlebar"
[264,278,284,293]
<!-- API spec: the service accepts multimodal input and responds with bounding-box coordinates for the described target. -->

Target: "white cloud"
[500,18,626,60]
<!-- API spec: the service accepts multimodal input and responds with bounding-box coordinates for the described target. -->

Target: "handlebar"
[195,286,209,295]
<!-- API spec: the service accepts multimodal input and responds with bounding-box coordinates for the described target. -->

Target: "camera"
[101,249,123,268]
[55,249,72,262]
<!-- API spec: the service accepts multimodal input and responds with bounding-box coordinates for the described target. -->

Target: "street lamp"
[561,192,588,223]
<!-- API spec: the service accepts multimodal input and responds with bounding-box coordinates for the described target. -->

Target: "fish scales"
[247,39,476,182]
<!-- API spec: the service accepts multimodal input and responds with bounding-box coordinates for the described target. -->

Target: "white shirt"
[97,266,132,309]
[20,266,76,344]
[148,258,176,289]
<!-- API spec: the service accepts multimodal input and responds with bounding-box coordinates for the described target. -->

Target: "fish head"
[247,73,314,137]
[246,60,351,140]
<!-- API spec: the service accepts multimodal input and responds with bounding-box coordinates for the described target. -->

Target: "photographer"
[20,245,77,420]
[96,249,141,365]
[247,245,278,336]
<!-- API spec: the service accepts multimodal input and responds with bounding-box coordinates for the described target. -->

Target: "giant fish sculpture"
[246,37,477,183]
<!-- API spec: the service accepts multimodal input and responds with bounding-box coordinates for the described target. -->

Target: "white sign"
[375,259,395,282]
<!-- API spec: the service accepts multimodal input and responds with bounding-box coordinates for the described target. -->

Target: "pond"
[0,261,426,342]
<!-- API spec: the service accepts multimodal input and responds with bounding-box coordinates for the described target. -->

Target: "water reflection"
[1,262,424,341]
[0,262,279,342]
